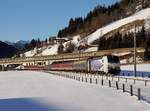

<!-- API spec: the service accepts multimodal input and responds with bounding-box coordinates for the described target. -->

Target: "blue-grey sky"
[0,0,118,42]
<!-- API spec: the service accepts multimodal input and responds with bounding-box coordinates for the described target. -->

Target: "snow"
[120,63,150,77]
[24,47,45,57]
[0,71,149,111]
[121,63,150,72]
[84,8,150,44]
[63,35,81,51]
[145,18,150,29]
[129,26,142,33]
[112,52,131,56]
[21,8,150,56]
[63,35,80,47]
[71,35,81,45]
[50,71,150,104]
[42,44,59,56]
[23,35,80,57]
[83,46,98,52]
[24,49,36,57]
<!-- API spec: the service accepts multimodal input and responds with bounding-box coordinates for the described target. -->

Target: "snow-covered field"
[0,71,150,111]
[121,63,150,77]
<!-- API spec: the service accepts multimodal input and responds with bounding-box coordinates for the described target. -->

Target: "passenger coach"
[48,55,120,74]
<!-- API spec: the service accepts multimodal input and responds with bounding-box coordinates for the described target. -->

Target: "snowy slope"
[42,44,59,56]
[63,35,81,51]
[22,8,150,57]
[24,49,37,57]
[0,71,149,111]
[23,44,59,57]
[71,35,81,45]
[23,35,81,57]
[83,8,150,44]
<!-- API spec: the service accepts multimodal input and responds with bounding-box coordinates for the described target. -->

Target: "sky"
[0,0,118,42]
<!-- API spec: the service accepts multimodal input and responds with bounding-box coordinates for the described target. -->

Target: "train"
[46,55,120,74]
[24,65,45,71]
[16,55,120,74]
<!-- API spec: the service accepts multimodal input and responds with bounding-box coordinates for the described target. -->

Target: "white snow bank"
[121,63,150,72]
[72,35,81,45]
[24,49,37,57]
[113,52,131,56]
[83,46,98,52]
[42,44,59,56]
[84,8,150,44]
[0,71,149,111]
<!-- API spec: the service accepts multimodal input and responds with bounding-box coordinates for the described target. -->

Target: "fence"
[45,71,150,103]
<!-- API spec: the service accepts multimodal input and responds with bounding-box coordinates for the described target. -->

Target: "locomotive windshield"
[107,55,119,63]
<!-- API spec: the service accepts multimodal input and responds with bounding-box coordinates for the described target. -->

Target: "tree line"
[57,0,150,38]
[22,37,56,52]
[98,26,150,60]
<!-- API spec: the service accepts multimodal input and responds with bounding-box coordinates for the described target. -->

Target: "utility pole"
[134,25,137,77]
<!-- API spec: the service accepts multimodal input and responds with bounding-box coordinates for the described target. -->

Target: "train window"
[115,56,119,63]
[108,55,119,63]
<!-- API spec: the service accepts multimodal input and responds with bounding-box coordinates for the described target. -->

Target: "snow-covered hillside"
[63,35,80,52]
[42,44,59,56]
[23,47,42,57]
[24,50,36,57]
[22,8,150,57]
[0,71,149,111]
[83,8,150,45]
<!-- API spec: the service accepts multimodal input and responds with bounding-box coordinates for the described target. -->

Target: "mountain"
[57,0,150,38]
[5,40,29,50]
[23,7,150,57]
[14,40,29,49]
[0,41,18,58]
[19,0,150,59]
[82,8,150,45]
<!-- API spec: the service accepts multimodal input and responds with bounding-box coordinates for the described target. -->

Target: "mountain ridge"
[0,41,18,58]
[4,40,29,50]
[57,0,150,38]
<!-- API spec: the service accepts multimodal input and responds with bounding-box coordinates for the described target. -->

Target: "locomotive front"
[107,55,120,74]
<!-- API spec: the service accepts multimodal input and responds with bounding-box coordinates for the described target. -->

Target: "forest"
[57,0,149,38]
